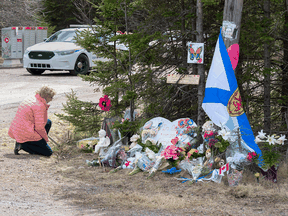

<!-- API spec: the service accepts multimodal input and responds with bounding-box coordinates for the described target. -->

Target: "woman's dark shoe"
[14,142,21,155]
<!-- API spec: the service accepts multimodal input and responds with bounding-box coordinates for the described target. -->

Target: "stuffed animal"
[203,148,212,167]
[213,157,225,169]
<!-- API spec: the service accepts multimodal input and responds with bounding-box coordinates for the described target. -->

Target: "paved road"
[0,68,102,128]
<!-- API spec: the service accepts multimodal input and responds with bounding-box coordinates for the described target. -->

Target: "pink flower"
[195,150,199,153]
[161,145,181,160]
[187,142,191,146]
[247,152,256,161]
[99,95,111,111]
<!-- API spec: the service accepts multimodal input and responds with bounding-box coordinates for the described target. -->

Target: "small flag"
[219,163,229,175]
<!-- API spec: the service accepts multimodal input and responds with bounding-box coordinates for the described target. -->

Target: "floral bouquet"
[161,137,186,167]
[255,130,286,170]
[203,128,230,156]
[204,130,219,148]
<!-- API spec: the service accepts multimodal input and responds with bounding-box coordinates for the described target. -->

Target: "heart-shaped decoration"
[141,117,197,148]
[227,44,239,70]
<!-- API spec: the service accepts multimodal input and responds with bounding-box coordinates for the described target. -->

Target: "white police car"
[23,26,115,75]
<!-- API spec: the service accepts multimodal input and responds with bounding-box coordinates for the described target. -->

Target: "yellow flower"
[254,173,260,177]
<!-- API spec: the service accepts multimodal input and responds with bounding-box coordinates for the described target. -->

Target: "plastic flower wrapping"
[134,152,155,172]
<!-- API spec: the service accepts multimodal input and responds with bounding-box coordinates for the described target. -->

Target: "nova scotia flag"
[202,31,263,162]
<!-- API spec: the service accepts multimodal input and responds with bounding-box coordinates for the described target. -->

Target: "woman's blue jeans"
[20,119,53,156]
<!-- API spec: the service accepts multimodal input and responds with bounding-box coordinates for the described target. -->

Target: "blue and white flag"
[202,31,262,161]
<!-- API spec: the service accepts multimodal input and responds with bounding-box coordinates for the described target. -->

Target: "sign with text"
[167,74,200,85]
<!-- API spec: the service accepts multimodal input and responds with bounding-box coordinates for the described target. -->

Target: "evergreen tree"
[40,0,100,31]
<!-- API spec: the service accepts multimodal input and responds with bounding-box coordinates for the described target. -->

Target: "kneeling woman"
[8,86,56,156]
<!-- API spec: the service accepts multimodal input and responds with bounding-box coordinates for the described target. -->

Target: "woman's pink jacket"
[8,94,50,143]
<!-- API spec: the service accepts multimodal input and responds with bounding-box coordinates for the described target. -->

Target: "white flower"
[276,135,287,145]
[130,134,140,142]
[257,129,267,139]
[145,148,156,160]
[255,136,263,144]
[219,128,231,140]
[267,135,276,145]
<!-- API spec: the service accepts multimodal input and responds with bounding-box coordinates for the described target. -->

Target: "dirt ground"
[0,67,288,216]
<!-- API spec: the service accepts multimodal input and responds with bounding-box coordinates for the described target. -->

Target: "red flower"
[247,152,256,161]
[99,95,111,111]
[125,161,131,167]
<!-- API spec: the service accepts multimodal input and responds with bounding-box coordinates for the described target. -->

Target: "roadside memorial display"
[80,26,286,187]
[80,113,286,186]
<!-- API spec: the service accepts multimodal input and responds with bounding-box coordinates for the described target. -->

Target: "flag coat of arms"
[202,31,262,161]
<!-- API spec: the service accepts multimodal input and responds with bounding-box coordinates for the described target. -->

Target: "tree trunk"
[181,0,187,72]
[191,0,197,76]
[196,0,205,127]
[263,0,271,133]
[124,0,134,121]
[281,0,288,132]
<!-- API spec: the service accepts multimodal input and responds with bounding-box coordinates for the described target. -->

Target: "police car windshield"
[46,30,77,42]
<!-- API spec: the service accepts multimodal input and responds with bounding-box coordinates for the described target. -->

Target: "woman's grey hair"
[36,86,56,99]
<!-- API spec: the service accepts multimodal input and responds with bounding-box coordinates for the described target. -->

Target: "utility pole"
[222,0,243,49]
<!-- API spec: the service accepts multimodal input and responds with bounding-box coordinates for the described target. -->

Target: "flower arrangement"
[187,148,201,159]
[204,131,219,148]
[130,134,140,148]
[161,145,183,160]
[203,128,230,156]
[160,137,186,167]
[254,130,287,169]
[247,152,257,161]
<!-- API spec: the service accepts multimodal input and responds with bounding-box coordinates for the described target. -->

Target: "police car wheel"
[70,54,89,75]
[26,68,45,75]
